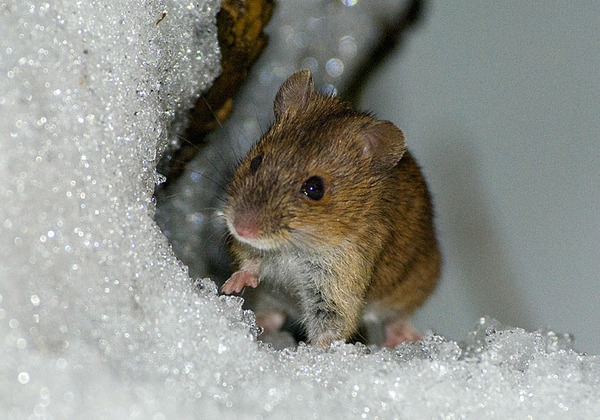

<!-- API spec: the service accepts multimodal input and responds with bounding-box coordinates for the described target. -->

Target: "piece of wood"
[159,0,275,186]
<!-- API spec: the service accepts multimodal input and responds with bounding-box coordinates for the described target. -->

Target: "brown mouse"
[221,69,441,348]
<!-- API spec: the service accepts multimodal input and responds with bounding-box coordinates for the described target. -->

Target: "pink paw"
[382,319,421,348]
[256,311,286,334]
[221,270,259,294]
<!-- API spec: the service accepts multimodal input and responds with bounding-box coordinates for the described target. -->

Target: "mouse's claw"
[221,270,259,294]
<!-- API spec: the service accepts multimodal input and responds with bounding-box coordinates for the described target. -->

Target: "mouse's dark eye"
[300,176,325,200]
[249,154,263,173]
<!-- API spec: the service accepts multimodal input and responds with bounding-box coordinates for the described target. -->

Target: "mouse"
[220,69,441,348]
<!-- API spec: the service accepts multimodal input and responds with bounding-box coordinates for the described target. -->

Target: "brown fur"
[222,70,441,347]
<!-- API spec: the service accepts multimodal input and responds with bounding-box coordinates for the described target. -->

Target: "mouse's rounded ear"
[362,120,406,171]
[273,69,314,118]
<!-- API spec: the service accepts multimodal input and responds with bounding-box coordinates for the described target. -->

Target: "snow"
[1,0,599,419]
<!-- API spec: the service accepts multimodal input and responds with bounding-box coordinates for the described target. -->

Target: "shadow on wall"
[429,125,534,330]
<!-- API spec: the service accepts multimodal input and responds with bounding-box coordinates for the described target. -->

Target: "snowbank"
[1,1,599,418]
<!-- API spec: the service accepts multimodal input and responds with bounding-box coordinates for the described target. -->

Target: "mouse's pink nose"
[231,211,260,240]
[235,222,259,239]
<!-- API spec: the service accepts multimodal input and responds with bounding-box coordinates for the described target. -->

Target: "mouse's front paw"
[221,270,259,294]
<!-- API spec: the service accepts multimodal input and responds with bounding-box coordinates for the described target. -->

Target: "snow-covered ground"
[1,1,599,418]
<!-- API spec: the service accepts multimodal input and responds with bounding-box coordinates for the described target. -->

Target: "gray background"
[361,2,599,353]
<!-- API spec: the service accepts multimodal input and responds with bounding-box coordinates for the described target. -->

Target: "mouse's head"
[225,70,406,253]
